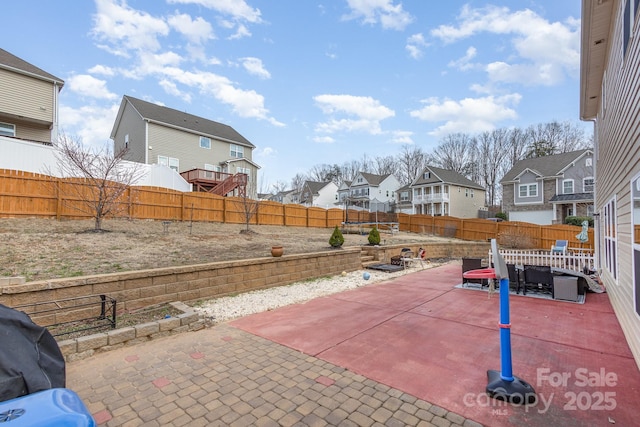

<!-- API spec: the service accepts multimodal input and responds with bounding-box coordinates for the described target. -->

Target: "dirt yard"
[0,218,455,282]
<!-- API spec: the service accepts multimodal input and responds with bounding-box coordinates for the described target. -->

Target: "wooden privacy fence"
[0,168,594,249]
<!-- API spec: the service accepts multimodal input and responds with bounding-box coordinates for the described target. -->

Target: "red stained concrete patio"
[231,262,640,427]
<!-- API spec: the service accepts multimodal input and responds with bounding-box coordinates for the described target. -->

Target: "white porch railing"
[489,249,595,273]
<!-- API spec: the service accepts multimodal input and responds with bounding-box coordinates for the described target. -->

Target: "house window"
[424,172,430,179]
[124,134,129,149]
[465,188,469,197]
[400,191,409,202]
[158,156,168,167]
[603,197,618,281]
[0,122,16,137]
[230,144,244,158]
[563,180,574,194]
[471,189,474,198]
[237,167,251,182]
[200,136,211,149]
[519,183,538,198]
[585,158,592,167]
[584,177,594,193]
[168,157,179,172]
[624,0,637,56]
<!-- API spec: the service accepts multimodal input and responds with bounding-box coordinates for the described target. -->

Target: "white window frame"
[230,144,244,158]
[518,183,538,198]
[585,158,592,167]
[158,155,168,167]
[584,177,594,193]
[200,136,211,149]
[168,157,179,172]
[603,197,618,282]
[563,179,574,194]
[0,122,16,137]
[124,134,129,149]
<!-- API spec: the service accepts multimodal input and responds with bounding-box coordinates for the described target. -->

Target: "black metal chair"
[462,257,485,288]
[507,263,523,294]
[523,265,554,298]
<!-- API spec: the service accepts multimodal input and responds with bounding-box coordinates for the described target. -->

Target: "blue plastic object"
[0,388,95,426]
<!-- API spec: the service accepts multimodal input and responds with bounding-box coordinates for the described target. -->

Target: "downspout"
[52,82,60,142]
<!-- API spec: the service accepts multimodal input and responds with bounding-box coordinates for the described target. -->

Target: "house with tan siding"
[0,48,64,144]
[581,0,640,369]
[500,150,594,225]
[111,95,260,197]
[411,166,485,218]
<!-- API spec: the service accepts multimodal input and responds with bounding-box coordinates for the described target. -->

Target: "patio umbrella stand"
[463,240,537,405]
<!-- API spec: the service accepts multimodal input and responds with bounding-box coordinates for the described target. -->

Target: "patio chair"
[523,265,554,298]
[551,240,568,254]
[507,263,523,294]
[462,257,486,288]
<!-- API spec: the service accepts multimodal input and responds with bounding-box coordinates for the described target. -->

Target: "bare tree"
[526,121,590,158]
[372,155,398,176]
[45,133,144,231]
[271,180,289,193]
[340,159,362,183]
[290,173,307,194]
[234,183,260,233]
[396,145,428,185]
[432,133,477,176]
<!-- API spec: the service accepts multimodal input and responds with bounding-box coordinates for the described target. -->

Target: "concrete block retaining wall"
[361,241,491,263]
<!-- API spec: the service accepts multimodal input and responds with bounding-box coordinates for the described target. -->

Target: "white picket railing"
[489,249,595,273]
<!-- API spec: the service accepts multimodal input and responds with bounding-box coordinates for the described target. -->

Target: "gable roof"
[413,166,484,190]
[355,172,392,186]
[304,181,333,195]
[115,95,254,148]
[500,149,592,183]
[0,48,64,87]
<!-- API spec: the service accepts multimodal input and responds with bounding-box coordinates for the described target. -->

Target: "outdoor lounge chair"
[551,240,568,254]
[523,265,555,298]
[462,257,486,288]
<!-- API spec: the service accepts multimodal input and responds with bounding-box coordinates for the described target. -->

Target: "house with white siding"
[299,181,338,208]
[111,95,260,197]
[346,172,401,212]
[581,0,640,369]
[0,48,64,144]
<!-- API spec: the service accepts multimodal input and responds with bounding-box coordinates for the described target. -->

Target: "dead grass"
[0,217,453,282]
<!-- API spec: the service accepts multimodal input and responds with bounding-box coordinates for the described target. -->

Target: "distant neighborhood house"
[0,48,64,144]
[340,172,401,212]
[299,181,338,208]
[411,166,486,218]
[501,149,594,225]
[111,95,261,198]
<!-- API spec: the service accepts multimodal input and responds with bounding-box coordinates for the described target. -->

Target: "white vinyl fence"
[490,249,595,273]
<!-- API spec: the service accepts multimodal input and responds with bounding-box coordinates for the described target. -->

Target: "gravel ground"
[193,261,448,323]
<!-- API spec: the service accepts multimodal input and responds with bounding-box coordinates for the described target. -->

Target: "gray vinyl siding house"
[501,150,594,225]
[0,48,64,143]
[111,95,260,197]
[581,0,640,369]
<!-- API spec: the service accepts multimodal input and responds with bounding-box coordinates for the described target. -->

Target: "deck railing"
[489,249,595,273]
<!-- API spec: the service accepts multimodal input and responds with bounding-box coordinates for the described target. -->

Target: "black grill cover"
[0,303,65,402]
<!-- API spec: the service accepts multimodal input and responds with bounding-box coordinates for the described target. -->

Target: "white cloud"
[59,103,121,148]
[343,0,414,30]
[257,147,277,157]
[313,136,336,144]
[410,94,521,136]
[66,74,118,100]
[168,13,214,44]
[166,0,262,23]
[389,130,414,144]
[228,24,252,40]
[240,57,271,79]
[159,79,192,103]
[87,64,116,76]
[313,94,395,136]
[406,33,429,59]
[430,5,580,86]
[448,46,478,71]
[92,0,170,55]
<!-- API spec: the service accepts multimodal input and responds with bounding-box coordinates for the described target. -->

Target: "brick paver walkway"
[67,324,482,426]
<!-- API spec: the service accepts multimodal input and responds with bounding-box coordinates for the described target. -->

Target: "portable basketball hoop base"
[462,240,537,405]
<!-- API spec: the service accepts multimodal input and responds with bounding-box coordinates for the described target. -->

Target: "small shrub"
[564,216,593,227]
[495,212,508,221]
[368,226,381,245]
[329,226,345,247]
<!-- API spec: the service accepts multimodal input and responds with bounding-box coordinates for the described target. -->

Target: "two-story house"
[411,166,485,218]
[346,172,401,212]
[336,180,352,207]
[395,184,413,214]
[299,181,338,208]
[500,149,594,225]
[581,0,640,368]
[111,95,260,197]
[0,48,64,143]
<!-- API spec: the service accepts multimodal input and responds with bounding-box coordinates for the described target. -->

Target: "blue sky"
[2,0,585,190]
